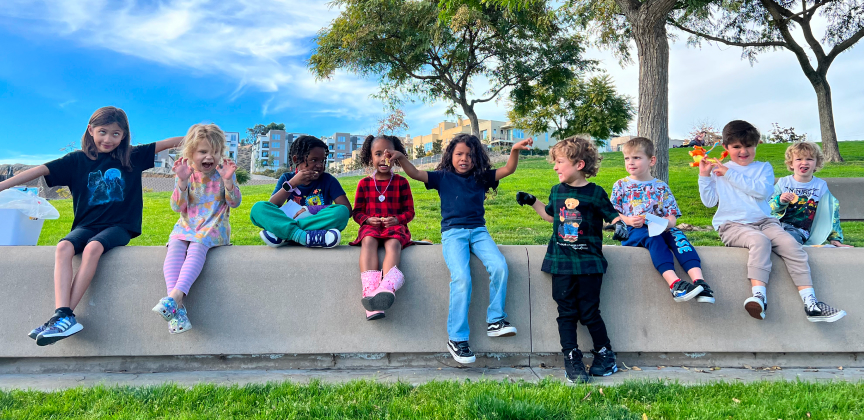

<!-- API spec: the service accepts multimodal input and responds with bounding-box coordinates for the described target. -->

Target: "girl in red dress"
[349,135,415,320]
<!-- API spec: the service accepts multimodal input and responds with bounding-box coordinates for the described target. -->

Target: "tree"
[265,122,286,132]
[309,0,587,138]
[670,0,863,162]
[431,139,444,155]
[508,74,634,146]
[245,124,267,145]
[414,145,425,159]
[377,108,410,136]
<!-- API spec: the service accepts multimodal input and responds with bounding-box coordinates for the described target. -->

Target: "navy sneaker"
[28,316,56,340]
[589,347,618,377]
[671,280,703,303]
[487,319,517,337]
[447,340,476,364]
[259,230,286,248]
[805,301,846,323]
[564,349,590,384]
[36,315,83,346]
[694,279,715,304]
[305,229,341,248]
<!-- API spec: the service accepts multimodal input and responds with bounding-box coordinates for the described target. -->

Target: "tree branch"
[759,0,819,77]
[825,26,864,66]
[670,20,787,48]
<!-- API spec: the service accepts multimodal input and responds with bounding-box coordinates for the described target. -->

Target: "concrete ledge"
[824,178,864,220]
[2,246,862,369]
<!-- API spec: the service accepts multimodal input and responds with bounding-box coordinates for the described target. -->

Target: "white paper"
[280,200,311,220]
[644,213,668,237]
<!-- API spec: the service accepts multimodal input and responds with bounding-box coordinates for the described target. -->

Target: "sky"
[0,0,862,165]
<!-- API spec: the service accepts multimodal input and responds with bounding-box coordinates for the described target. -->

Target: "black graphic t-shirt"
[541,182,619,275]
[272,171,346,206]
[44,143,156,237]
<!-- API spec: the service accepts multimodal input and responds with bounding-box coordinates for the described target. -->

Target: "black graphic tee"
[44,143,156,237]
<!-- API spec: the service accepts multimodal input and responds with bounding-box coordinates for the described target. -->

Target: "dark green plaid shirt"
[541,182,619,275]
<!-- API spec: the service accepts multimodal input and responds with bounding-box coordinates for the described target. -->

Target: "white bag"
[0,188,60,220]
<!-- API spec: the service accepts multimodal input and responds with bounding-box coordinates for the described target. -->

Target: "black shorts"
[60,226,132,255]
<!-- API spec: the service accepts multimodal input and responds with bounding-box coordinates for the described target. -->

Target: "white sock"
[751,286,767,300]
[799,288,817,306]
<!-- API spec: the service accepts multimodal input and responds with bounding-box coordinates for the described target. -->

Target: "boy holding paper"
[611,137,715,304]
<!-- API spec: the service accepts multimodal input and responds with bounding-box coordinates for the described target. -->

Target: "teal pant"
[250,201,350,240]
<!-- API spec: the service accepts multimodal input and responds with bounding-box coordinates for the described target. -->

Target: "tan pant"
[717,218,812,287]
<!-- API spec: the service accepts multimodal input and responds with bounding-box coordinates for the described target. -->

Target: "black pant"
[60,226,131,255]
[551,273,611,354]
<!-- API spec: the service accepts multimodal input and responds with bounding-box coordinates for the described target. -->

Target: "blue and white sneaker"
[305,229,341,248]
[169,306,192,334]
[152,297,179,321]
[28,318,54,340]
[36,315,83,346]
[260,230,286,248]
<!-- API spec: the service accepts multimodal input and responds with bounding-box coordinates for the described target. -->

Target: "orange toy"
[689,142,728,167]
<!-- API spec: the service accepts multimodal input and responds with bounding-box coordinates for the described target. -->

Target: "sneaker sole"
[696,295,715,304]
[487,327,517,337]
[366,312,386,321]
[152,304,175,322]
[673,285,704,302]
[362,292,395,311]
[565,374,591,384]
[447,346,476,364]
[259,231,286,248]
[36,324,83,346]
[807,310,846,323]
[589,364,618,377]
[744,300,765,320]
[27,330,41,340]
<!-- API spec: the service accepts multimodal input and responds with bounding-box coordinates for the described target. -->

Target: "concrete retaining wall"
[824,178,864,220]
[1,246,862,369]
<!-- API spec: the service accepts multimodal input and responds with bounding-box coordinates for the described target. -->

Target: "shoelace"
[308,230,326,244]
[806,300,822,314]
[454,341,471,353]
[754,292,766,304]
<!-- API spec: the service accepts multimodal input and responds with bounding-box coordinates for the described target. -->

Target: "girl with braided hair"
[349,135,415,321]
[250,135,351,248]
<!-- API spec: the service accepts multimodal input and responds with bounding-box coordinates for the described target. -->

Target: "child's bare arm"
[155,137,184,153]
[387,150,428,183]
[495,138,533,181]
[531,200,554,223]
[0,165,50,192]
[334,195,352,213]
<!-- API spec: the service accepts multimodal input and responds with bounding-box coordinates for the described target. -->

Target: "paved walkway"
[2,367,861,391]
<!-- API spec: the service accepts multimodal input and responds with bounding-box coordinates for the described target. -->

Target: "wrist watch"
[282,181,294,192]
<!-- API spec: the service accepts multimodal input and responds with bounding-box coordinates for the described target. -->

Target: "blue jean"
[622,226,701,274]
[441,227,509,342]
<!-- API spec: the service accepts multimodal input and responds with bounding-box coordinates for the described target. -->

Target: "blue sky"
[1,0,862,165]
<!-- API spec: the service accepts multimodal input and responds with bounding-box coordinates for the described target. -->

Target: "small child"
[769,142,853,247]
[350,135,415,321]
[516,136,618,383]
[0,106,182,346]
[152,124,241,334]
[699,120,846,322]
[611,137,714,303]
[252,135,351,248]
[388,134,532,364]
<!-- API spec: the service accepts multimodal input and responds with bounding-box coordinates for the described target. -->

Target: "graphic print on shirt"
[87,168,125,206]
[557,198,583,242]
[293,188,324,206]
[783,186,820,231]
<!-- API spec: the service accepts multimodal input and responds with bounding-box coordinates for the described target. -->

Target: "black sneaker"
[744,293,767,320]
[564,349,589,384]
[447,340,476,364]
[671,280,703,303]
[589,347,618,377]
[694,279,715,304]
[805,301,846,323]
[487,319,517,337]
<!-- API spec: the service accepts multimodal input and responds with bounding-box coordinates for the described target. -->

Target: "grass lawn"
[2,379,864,419]
[37,141,864,247]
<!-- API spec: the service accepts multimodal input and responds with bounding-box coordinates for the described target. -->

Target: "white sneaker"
[259,230,286,248]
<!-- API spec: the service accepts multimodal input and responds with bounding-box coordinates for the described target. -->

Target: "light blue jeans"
[441,226,509,342]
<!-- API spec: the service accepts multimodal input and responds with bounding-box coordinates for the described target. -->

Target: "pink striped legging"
[163,239,210,295]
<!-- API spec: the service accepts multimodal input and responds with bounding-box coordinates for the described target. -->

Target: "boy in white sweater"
[698,120,845,322]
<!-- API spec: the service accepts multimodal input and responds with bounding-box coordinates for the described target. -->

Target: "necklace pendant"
[378,194,385,202]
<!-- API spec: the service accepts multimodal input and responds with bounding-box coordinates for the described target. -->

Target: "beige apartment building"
[411,118,559,157]
[608,135,686,152]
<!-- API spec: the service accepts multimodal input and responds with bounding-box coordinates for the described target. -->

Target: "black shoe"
[487,319,517,337]
[447,340,476,364]
[564,349,590,384]
[589,347,618,377]
[805,301,846,323]
[694,279,715,303]
[671,280,703,303]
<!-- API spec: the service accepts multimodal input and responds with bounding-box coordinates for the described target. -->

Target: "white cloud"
[0,152,66,165]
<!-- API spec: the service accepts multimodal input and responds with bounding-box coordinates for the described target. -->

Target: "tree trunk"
[811,77,844,162]
[462,103,481,138]
[633,18,671,183]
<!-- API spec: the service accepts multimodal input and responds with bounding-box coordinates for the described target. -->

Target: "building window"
[262,142,269,148]
[273,160,279,166]
[424,143,432,152]
[337,144,346,150]
[337,153,344,159]
[272,142,280,148]
[273,151,280,157]
[481,130,487,140]
[338,136,346,142]
[262,151,269,157]
[273,134,281,140]
[229,152,235,159]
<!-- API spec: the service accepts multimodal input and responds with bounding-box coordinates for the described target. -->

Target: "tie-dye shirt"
[170,169,242,247]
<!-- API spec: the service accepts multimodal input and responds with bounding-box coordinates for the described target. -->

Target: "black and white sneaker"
[744,293,767,320]
[589,347,618,377]
[564,349,589,384]
[447,340,476,364]
[694,279,715,304]
[671,280,703,302]
[487,319,517,337]
[259,230,286,248]
[35,315,83,346]
[805,301,846,323]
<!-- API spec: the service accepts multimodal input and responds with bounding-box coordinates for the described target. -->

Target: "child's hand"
[779,192,797,203]
[173,157,193,181]
[698,158,714,177]
[220,159,236,180]
[382,217,399,227]
[712,161,728,177]
[623,215,645,228]
[512,138,534,151]
[366,217,382,227]
[289,169,315,187]
[830,240,854,248]
[664,215,677,231]
[385,150,405,163]
[293,207,307,219]
[516,192,536,206]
